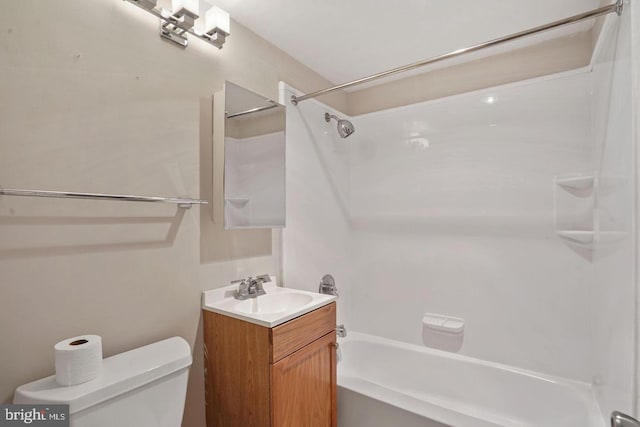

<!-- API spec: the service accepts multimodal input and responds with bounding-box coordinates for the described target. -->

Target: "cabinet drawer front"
[271,302,336,363]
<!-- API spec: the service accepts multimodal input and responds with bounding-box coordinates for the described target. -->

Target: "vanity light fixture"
[203,6,230,49]
[124,0,231,49]
[158,0,200,47]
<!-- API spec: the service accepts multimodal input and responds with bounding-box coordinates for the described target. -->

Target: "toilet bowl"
[14,336,192,427]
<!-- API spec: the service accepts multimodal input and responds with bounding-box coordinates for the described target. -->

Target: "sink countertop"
[201,279,337,328]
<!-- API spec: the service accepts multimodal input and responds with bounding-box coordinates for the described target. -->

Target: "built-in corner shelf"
[556,230,627,245]
[556,230,595,245]
[555,175,594,192]
[554,174,628,255]
[600,231,628,243]
[554,174,597,253]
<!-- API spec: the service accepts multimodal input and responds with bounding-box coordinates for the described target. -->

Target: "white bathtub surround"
[280,84,353,328]
[634,0,640,418]
[590,10,636,420]
[282,6,636,424]
[283,15,635,425]
[350,70,596,380]
[338,332,602,427]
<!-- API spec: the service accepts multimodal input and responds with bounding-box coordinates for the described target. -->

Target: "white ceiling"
[204,0,600,89]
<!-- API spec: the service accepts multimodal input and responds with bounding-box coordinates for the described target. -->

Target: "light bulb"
[205,6,230,35]
[172,0,198,17]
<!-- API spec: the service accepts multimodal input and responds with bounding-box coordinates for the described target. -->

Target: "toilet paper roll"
[54,335,102,386]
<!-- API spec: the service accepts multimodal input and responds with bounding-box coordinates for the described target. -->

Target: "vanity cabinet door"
[270,332,337,427]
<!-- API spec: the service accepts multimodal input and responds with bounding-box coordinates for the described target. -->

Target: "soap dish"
[422,313,465,334]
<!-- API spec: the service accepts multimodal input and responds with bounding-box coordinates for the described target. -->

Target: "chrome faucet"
[233,274,270,300]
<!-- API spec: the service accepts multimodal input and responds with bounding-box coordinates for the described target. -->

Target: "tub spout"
[612,411,640,427]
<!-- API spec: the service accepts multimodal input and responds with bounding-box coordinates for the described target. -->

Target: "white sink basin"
[234,293,314,315]
[202,277,337,327]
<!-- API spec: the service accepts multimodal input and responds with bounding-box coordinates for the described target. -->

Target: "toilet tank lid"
[14,336,192,414]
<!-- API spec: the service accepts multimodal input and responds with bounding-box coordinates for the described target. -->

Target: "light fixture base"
[204,30,228,49]
[129,0,157,10]
[124,0,230,50]
[160,21,189,47]
[173,8,198,29]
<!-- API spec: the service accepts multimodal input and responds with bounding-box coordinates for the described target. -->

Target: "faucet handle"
[253,276,267,295]
[255,274,271,283]
[233,278,250,299]
[319,274,338,297]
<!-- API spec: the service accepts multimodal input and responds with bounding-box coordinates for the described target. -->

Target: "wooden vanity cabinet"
[203,302,337,427]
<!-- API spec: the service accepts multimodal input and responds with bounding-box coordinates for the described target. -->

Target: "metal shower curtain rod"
[290,0,624,105]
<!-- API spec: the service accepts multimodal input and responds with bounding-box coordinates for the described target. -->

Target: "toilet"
[14,337,192,427]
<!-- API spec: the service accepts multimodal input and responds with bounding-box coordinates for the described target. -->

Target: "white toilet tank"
[14,337,192,427]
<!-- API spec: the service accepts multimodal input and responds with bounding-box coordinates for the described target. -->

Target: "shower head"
[325,113,355,139]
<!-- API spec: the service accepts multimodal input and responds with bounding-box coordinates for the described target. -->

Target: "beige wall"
[0,1,345,426]
[347,32,594,115]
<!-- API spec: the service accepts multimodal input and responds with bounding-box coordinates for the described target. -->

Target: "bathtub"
[337,332,603,427]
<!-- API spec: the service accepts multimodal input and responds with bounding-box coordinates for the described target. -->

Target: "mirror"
[224,82,286,229]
